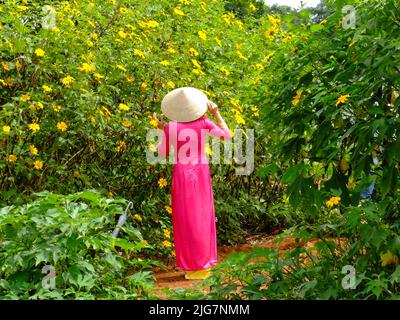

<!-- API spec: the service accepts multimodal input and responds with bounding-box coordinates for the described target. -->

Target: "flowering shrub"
[0,0,282,250]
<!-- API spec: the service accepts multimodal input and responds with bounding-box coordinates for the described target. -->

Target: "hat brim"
[161,87,208,122]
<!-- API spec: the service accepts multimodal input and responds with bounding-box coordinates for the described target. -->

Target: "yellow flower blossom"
[147,20,159,28]
[163,229,171,239]
[34,48,45,57]
[21,93,31,102]
[162,240,172,248]
[191,59,202,69]
[119,103,129,111]
[249,4,257,11]
[79,62,96,73]
[34,160,43,170]
[29,144,38,155]
[167,47,176,54]
[2,62,10,71]
[205,143,212,156]
[61,75,75,87]
[336,94,350,106]
[2,125,10,133]
[180,0,190,4]
[7,154,17,162]
[134,49,145,58]
[167,81,175,88]
[139,20,159,28]
[94,73,104,81]
[52,104,61,112]
[326,196,341,208]
[150,119,158,128]
[174,7,185,16]
[141,82,148,91]
[118,30,127,39]
[292,90,302,106]
[251,106,260,117]
[229,98,241,109]
[17,5,29,12]
[67,18,75,27]
[42,85,52,93]
[28,123,40,132]
[158,178,168,188]
[122,120,132,128]
[264,27,278,41]
[198,30,207,41]
[235,114,246,125]
[86,40,94,47]
[115,140,126,152]
[219,67,230,76]
[267,14,281,27]
[160,60,170,66]
[283,34,293,43]
[223,13,233,25]
[192,68,205,76]
[91,33,98,40]
[119,7,128,14]
[165,205,172,214]
[189,47,199,56]
[381,251,399,267]
[134,214,143,222]
[56,121,68,132]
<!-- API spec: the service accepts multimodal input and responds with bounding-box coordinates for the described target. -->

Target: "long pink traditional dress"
[157,115,231,271]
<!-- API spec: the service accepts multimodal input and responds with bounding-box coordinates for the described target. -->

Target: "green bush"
[0,0,282,245]
[205,200,400,300]
[0,189,161,299]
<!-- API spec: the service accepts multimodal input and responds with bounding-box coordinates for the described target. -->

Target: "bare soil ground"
[150,232,316,299]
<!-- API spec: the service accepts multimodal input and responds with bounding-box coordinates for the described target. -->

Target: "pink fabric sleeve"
[157,122,170,159]
[204,118,231,140]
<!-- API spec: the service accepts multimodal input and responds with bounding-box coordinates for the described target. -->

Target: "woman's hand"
[152,112,165,130]
[207,101,219,115]
[207,101,229,130]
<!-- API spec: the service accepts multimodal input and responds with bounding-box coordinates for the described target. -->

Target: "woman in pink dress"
[152,87,231,279]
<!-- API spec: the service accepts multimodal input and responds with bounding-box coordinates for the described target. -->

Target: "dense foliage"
[0,190,160,299]
[0,0,282,248]
[201,0,400,300]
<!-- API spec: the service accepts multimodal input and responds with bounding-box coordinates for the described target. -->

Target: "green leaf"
[282,164,307,184]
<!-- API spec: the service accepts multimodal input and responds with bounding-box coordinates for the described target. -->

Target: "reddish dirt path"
[151,233,347,298]
[150,232,300,298]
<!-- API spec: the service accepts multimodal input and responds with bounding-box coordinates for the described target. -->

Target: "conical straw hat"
[161,87,208,122]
